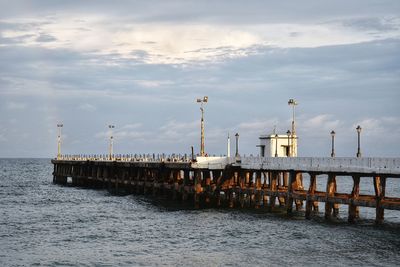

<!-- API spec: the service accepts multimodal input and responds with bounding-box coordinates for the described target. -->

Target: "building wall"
[259,134,297,157]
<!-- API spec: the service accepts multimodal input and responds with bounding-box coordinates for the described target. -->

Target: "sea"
[1,158,400,266]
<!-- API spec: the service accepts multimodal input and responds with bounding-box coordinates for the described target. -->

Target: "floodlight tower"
[108,124,115,160]
[196,96,208,156]
[288,99,298,156]
[57,123,63,159]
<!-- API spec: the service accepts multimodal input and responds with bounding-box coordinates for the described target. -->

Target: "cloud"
[5,101,26,110]
[0,1,399,157]
[78,103,96,112]
[301,114,341,134]
[2,12,399,64]
[35,33,56,42]
[237,118,278,135]
[121,123,142,130]
[353,117,400,137]
[134,79,174,88]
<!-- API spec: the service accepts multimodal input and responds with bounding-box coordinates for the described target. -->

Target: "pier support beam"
[374,176,386,225]
[306,173,317,219]
[325,174,338,219]
[269,171,278,210]
[286,171,296,214]
[348,175,360,223]
[194,170,202,208]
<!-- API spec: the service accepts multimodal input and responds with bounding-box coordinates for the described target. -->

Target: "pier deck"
[52,156,400,224]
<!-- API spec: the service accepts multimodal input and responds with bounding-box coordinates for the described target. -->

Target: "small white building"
[258,134,298,157]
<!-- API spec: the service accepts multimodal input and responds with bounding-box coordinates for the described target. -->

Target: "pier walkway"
[52,155,400,224]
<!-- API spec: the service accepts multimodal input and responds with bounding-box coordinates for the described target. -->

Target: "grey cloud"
[35,33,56,42]
[0,33,35,45]
[0,0,399,24]
[130,50,149,61]
[341,17,399,32]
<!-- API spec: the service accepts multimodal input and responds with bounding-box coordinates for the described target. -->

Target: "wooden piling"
[305,173,317,219]
[325,174,337,219]
[374,176,386,224]
[348,175,360,223]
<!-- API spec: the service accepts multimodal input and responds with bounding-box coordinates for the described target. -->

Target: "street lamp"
[356,125,362,158]
[57,123,63,159]
[109,124,115,160]
[196,96,208,156]
[235,133,239,157]
[275,134,278,157]
[288,99,298,156]
[286,130,291,157]
[330,130,336,158]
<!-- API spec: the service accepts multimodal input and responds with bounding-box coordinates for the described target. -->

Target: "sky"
[0,0,399,158]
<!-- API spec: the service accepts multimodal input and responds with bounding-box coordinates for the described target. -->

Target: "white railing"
[56,153,192,163]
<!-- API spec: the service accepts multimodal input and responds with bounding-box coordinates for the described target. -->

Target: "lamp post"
[196,96,208,156]
[356,125,362,158]
[235,133,239,157]
[109,124,115,160]
[330,130,335,158]
[275,134,278,157]
[57,123,63,159]
[286,130,291,157]
[288,99,298,156]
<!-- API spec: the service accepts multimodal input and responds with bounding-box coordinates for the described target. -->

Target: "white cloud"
[353,116,400,137]
[237,118,278,135]
[3,14,399,64]
[78,103,96,112]
[121,123,142,130]
[302,114,341,132]
[134,80,174,88]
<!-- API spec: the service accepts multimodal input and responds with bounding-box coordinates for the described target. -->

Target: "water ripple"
[0,159,399,266]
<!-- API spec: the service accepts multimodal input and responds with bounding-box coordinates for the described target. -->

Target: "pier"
[52,155,400,224]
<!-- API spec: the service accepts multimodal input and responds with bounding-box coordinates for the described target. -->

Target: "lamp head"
[356,125,362,133]
[331,130,335,137]
[286,130,291,136]
[288,99,298,106]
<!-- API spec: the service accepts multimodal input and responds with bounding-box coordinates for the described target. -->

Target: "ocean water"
[1,158,400,266]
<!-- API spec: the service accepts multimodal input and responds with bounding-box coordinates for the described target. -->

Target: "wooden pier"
[52,155,400,224]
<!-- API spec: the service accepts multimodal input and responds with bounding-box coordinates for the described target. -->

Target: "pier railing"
[56,153,192,163]
[240,156,400,176]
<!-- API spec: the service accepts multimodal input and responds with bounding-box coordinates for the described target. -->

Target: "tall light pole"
[330,130,336,158]
[227,133,231,158]
[196,96,208,156]
[275,134,278,157]
[286,130,291,157]
[356,125,362,158]
[288,99,298,156]
[109,124,115,160]
[235,133,239,157]
[57,123,63,159]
